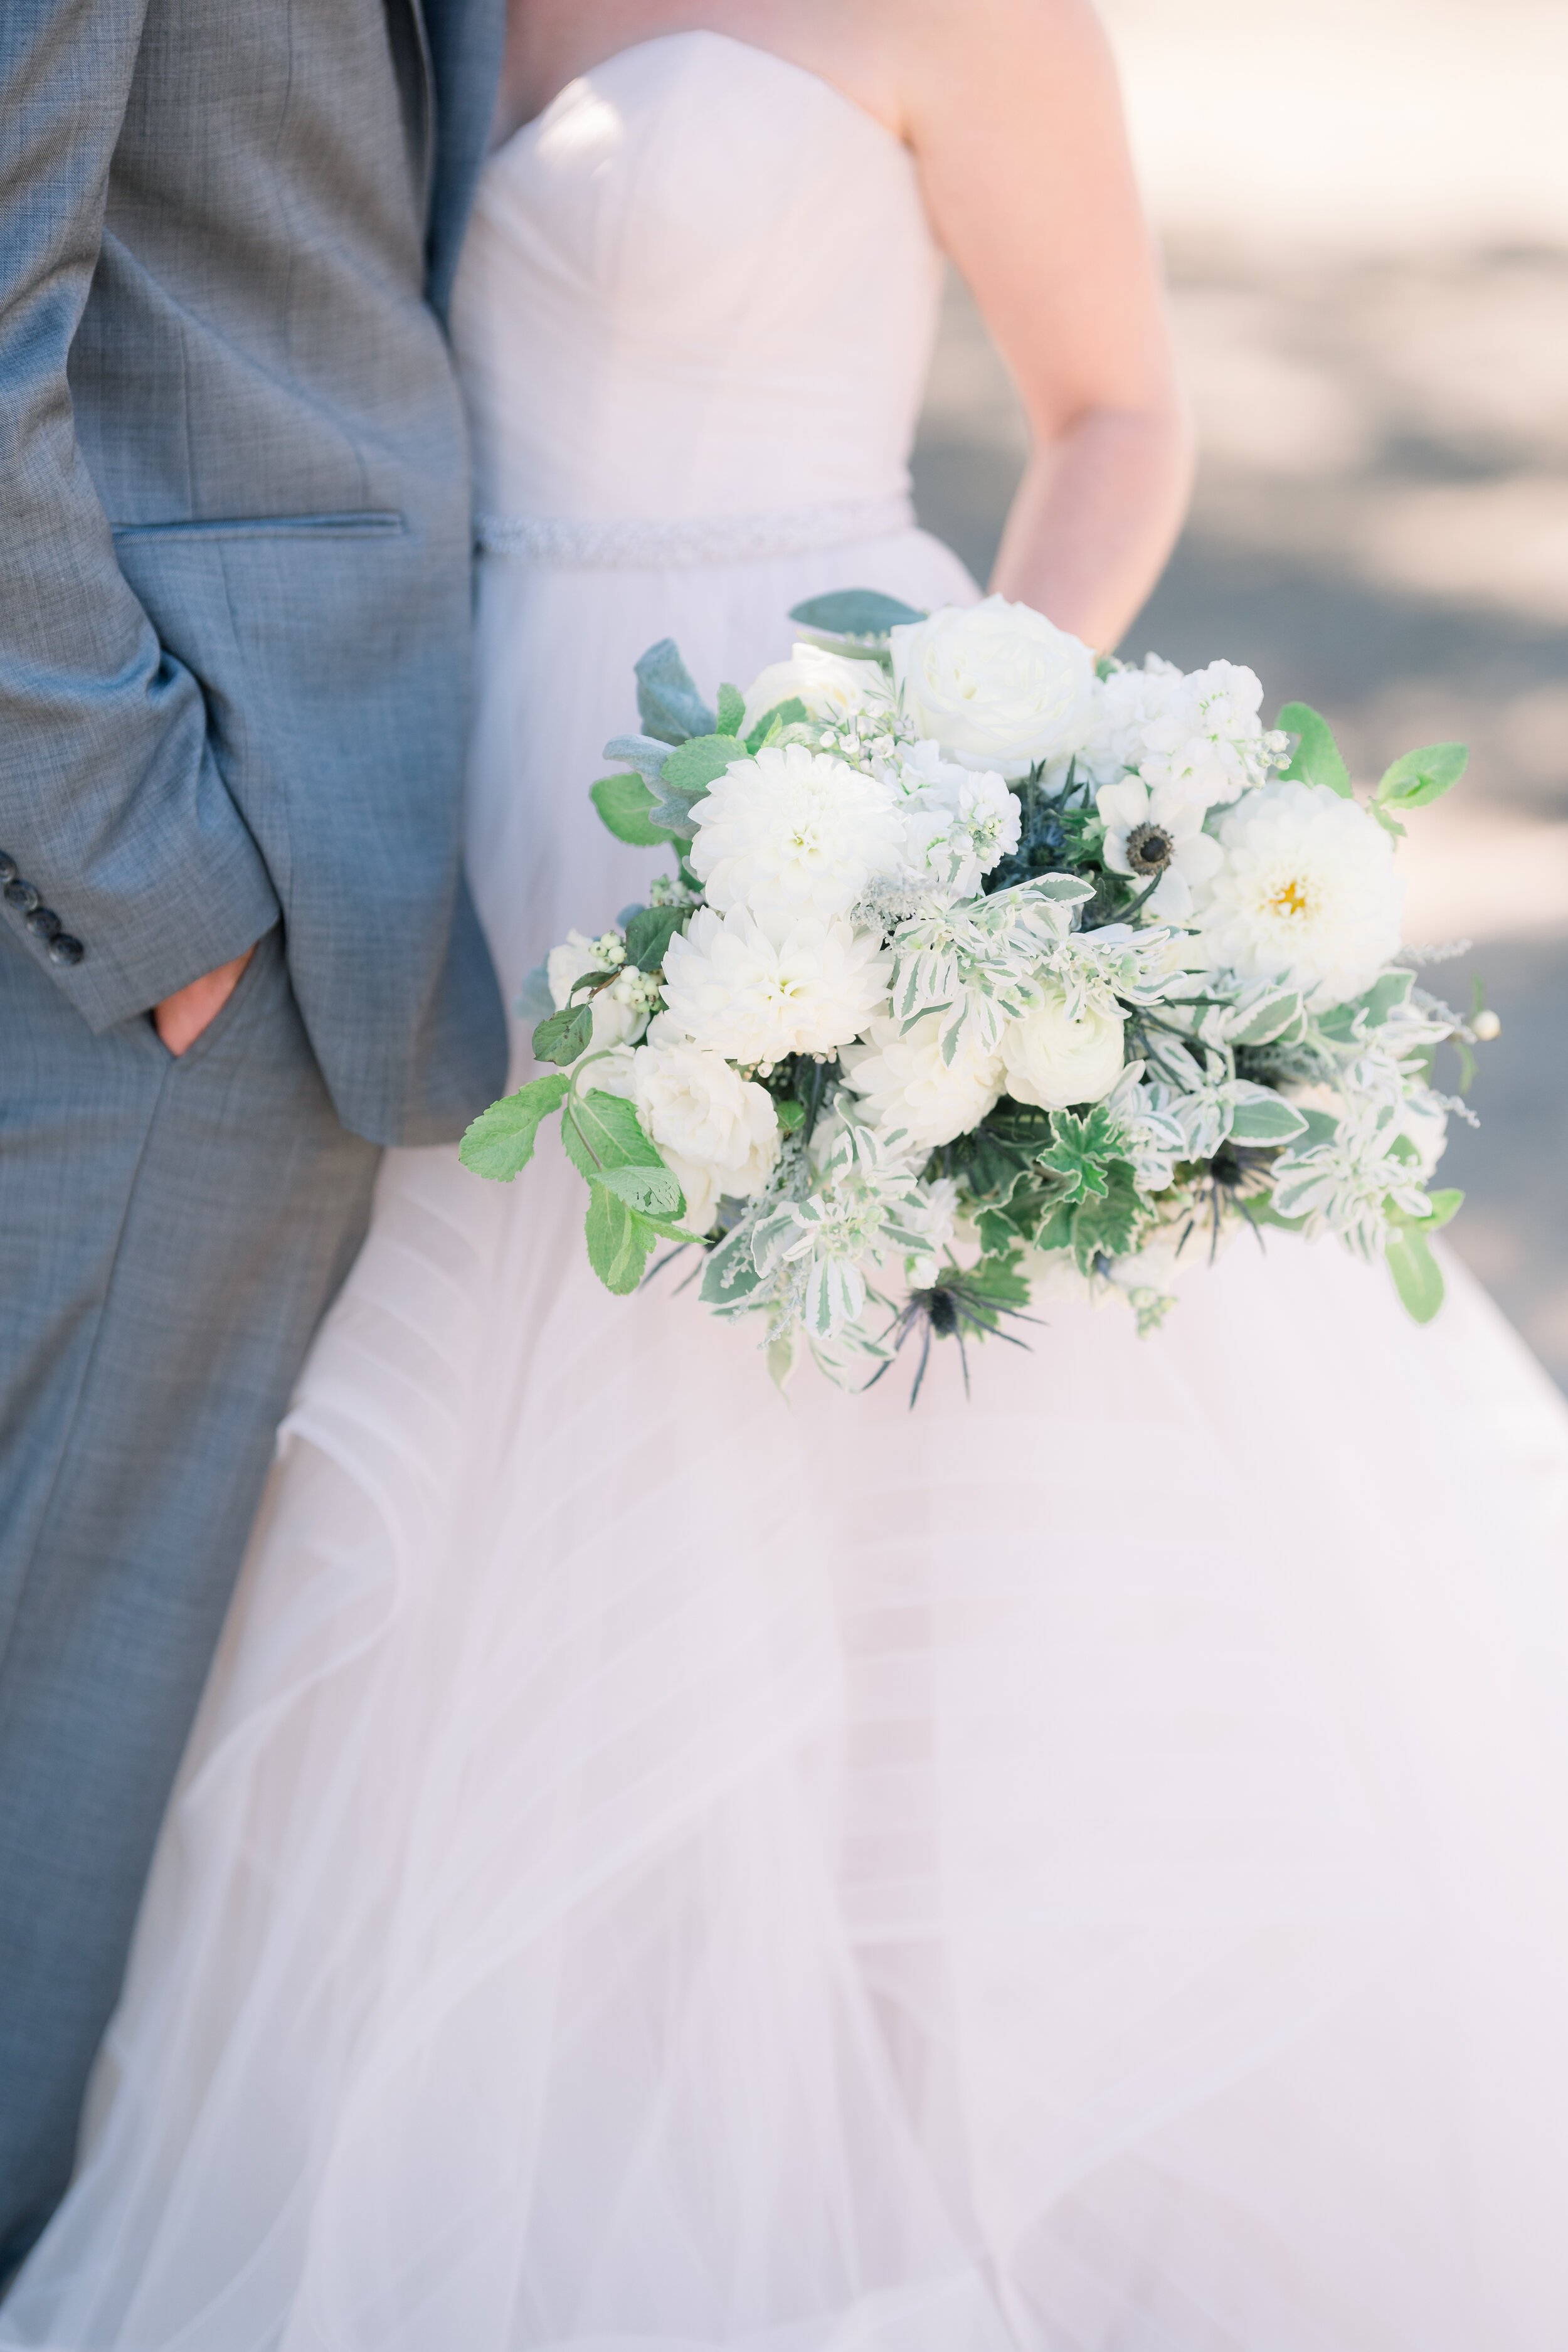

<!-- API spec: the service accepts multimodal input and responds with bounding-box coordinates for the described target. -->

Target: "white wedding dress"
[11,34,1568,2352]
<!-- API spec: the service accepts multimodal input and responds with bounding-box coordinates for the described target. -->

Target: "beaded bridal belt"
[474,492,914,570]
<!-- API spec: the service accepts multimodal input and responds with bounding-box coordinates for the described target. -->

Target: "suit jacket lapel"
[418,0,507,320]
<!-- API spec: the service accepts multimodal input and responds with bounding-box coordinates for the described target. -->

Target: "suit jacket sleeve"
[0,0,280,1030]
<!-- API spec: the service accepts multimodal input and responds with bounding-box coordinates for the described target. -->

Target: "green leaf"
[1276,701,1352,798]
[1375,741,1468,812]
[1421,1186,1463,1230]
[584,1182,654,1294]
[595,1162,686,1219]
[788,589,926,640]
[661,733,744,795]
[458,1073,569,1181]
[744,696,808,754]
[1036,1104,1126,1204]
[590,772,677,848]
[775,1098,806,1133]
[532,1004,593,1065]
[1385,1226,1446,1322]
[715,681,746,736]
[700,1221,768,1311]
[1067,1160,1145,1274]
[1227,989,1302,1049]
[560,1088,666,1181]
[1227,1091,1309,1145]
[635,638,715,745]
[623,903,691,972]
[1359,969,1415,1024]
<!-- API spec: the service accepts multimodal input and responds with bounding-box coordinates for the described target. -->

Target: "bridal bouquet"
[462,590,1488,1390]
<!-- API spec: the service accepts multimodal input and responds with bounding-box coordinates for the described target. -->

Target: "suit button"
[26,906,60,941]
[0,854,16,886]
[48,935,85,968]
[4,877,39,913]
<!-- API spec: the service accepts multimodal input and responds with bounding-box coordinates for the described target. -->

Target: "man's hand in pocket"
[154,947,256,1056]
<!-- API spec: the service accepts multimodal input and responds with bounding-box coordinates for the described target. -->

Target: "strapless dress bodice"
[449,32,943,526]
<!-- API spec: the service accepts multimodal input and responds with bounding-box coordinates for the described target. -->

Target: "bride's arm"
[895,0,1194,648]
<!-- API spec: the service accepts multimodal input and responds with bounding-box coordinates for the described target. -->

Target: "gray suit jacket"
[0,0,509,1145]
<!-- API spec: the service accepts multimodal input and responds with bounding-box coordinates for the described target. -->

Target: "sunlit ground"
[913,0,1568,1384]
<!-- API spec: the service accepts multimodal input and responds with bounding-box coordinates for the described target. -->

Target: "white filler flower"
[661,906,888,1065]
[689,744,903,921]
[630,1019,780,1237]
[841,1009,1005,1152]
[889,595,1096,778]
[1096,776,1222,921]
[741,643,894,736]
[544,930,656,1049]
[1197,780,1404,1007]
[1000,981,1126,1111]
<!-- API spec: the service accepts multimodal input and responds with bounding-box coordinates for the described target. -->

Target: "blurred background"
[912,0,1568,1387]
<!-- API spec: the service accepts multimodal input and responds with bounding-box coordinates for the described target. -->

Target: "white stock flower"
[840,1008,1005,1152]
[660,905,888,1065]
[893,740,1020,897]
[1073,654,1187,789]
[1000,980,1127,1111]
[689,743,903,922]
[889,595,1096,778]
[630,1018,780,1237]
[741,643,894,737]
[1195,780,1404,1007]
[1096,776,1222,921]
[1136,660,1281,815]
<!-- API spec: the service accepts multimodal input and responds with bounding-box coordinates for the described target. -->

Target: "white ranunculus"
[1000,980,1126,1111]
[660,905,889,1065]
[740,642,894,738]
[1195,780,1404,1007]
[630,1019,780,1236]
[889,595,1096,778]
[840,1009,1005,1152]
[689,743,903,922]
[1095,775,1222,921]
[893,740,1021,897]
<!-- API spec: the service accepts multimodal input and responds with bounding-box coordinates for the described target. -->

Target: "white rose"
[1195,780,1404,1007]
[840,1009,1005,1152]
[660,905,889,1065]
[630,1019,780,1236]
[1000,981,1126,1111]
[889,595,1096,778]
[741,643,894,738]
[689,743,903,922]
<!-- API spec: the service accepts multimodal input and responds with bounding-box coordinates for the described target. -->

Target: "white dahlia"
[840,1008,1005,1152]
[660,906,888,1066]
[1195,780,1404,1007]
[630,1018,780,1237]
[689,743,903,922]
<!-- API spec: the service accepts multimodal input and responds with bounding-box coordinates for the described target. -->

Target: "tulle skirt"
[9,527,1568,2352]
